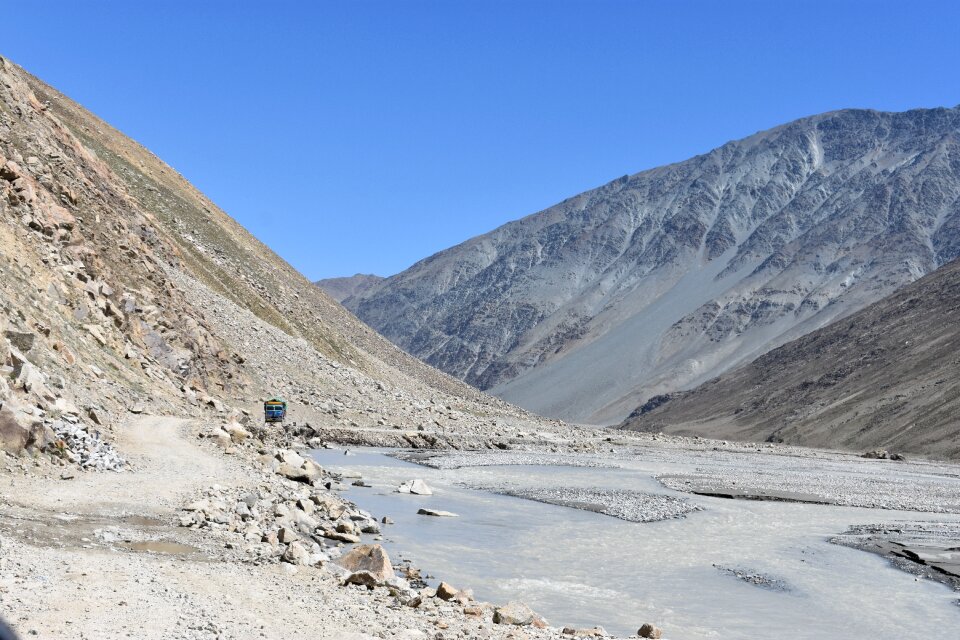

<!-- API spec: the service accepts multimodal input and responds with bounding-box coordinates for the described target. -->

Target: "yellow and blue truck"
[263,396,287,424]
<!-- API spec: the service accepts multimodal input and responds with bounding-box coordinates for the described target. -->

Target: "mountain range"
[337,106,960,426]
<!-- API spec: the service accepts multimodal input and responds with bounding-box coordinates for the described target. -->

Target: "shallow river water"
[311,448,960,639]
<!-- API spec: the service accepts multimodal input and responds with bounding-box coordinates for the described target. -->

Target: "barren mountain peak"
[345,105,960,425]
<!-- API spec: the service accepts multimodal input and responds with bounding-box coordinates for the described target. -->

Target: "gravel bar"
[469,485,702,523]
[657,462,960,514]
[393,450,619,470]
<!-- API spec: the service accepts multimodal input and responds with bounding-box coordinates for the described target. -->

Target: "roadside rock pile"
[177,451,383,566]
[49,417,125,471]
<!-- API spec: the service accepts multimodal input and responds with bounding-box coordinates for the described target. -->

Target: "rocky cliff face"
[619,257,960,459]
[345,106,960,424]
[0,55,547,460]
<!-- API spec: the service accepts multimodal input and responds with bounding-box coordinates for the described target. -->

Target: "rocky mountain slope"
[0,54,552,461]
[344,106,960,424]
[316,273,384,303]
[619,256,960,459]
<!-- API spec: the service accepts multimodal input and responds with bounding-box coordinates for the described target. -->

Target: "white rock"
[397,479,432,495]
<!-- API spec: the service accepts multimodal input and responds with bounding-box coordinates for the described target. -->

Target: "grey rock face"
[347,107,960,424]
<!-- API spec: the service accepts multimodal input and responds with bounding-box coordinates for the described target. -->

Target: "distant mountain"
[316,274,384,303]
[620,257,960,459]
[343,106,960,424]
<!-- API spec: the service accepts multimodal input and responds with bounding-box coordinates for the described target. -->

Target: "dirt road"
[0,417,415,639]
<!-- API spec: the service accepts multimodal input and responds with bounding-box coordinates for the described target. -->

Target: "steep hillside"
[0,54,549,457]
[345,106,960,424]
[619,258,960,459]
[316,274,384,303]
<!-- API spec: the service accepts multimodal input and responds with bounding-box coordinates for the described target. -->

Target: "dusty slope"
[0,54,547,452]
[0,55,587,640]
[620,258,960,459]
[345,106,960,425]
[316,274,384,303]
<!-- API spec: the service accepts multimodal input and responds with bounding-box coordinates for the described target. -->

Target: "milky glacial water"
[311,448,960,639]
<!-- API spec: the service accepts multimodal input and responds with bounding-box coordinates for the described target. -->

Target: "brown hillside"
[621,258,960,458]
[0,54,549,450]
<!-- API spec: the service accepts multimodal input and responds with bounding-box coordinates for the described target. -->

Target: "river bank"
[0,415,639,639]
[2,415,960,639]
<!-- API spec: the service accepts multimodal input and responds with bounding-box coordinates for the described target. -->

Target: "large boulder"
[435,581,472,603]
[281,541,311,566]
[342,570,381,589]
[36,201,76,234]
[335,544,394,582]
[493,602,545,627]
[0,404,48,454]
[276,462,307,480]
[15,362,55,403]
[397,479,433,495]
[302,459,323,481]
[210,428,232,449]
[321,529,361,544]
[276,449,306,467]
[223,421,252,443]
[435,581,458,601]
[276,459,323,483]
[638,623,663,639]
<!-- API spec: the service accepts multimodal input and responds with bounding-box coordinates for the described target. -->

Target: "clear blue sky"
[4,1,959,279]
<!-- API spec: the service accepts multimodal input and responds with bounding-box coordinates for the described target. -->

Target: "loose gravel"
[654,454,960,514]
[471,485,702,523]
[50,418,126,471]
[395,450,618,470]
[713,564,790,592]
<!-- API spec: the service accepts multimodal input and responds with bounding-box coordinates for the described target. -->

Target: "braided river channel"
[310,446,960,639]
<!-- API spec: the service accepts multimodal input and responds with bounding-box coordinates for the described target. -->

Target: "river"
[310,447,960,639]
